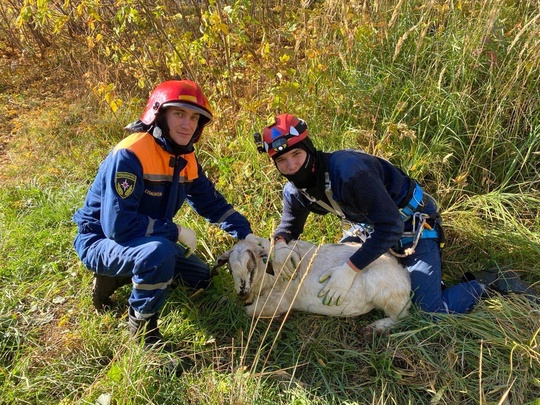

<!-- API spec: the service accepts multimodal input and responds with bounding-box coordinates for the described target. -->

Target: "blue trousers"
[401,238,484,314]
[74,233,210,315]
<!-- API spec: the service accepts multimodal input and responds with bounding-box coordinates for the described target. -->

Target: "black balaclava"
[273,138,318,189]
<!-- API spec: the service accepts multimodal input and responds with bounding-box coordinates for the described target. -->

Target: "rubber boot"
[463,267,537,297]
[128,307,174,351]
[92,274,132,311]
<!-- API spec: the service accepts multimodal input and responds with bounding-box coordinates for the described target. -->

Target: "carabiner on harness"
[342,220,373,243]
[390,212,434,258]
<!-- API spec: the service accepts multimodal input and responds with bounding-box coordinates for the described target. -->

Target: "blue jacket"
[73,132,252,243]
[274,150,434,270]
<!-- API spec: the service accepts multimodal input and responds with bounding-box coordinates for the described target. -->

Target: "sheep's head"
[215,239,274,303]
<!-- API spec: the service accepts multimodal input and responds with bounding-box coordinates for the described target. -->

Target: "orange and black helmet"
[140,80,213,143]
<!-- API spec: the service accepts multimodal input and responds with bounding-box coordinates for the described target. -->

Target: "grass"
[1,0,540,404]
[1,129,538,404]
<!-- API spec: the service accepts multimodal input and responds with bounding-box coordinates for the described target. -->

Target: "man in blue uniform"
[255,114,533,315]
[74,80,263,348]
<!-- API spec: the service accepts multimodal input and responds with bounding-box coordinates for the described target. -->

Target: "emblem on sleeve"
[115,172,137,198]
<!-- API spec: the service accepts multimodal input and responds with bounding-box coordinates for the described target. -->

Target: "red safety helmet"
[259,114,308,157]
[140,80,213,143]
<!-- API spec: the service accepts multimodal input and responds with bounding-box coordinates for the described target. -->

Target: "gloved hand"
[245,234,267,246]
[177,225,197,256]
[273,239,301,280]
[318,262,359,306]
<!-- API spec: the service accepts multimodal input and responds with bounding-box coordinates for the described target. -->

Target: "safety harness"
[298,172,440,258]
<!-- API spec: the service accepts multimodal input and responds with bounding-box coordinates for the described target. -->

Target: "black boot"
[128,307,174,351]
[463,267,537,297]
[92,274,132,311]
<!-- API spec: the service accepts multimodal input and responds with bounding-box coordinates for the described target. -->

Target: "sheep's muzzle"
[237,290,251,301]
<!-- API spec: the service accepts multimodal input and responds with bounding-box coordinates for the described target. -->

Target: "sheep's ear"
[212,249,232,274]
[265,260,275,276]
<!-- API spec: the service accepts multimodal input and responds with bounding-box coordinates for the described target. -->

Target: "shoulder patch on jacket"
[115,172,137,198]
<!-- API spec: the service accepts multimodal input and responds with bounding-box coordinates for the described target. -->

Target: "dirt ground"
[0,49,24,183]
[0,47,76,185]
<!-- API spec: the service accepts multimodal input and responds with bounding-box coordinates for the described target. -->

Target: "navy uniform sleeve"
[186,164,252,239]
[338,170,404,269]
[274,182,311,242]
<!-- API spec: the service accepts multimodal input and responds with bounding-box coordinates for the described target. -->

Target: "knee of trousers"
[132,239,180,285]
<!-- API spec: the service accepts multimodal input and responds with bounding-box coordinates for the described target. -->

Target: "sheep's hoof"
[360,324,390,340]
[273,312,288,322]
[360,325,376,340]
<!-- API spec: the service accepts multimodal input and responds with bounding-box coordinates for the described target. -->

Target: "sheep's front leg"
[363,299,411,334]
[364,317,398,333]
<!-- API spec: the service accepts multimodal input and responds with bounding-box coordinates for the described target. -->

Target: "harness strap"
[324,172,346,218]
[298,172,346,219]
[399,182,424,221]
[400,228,439,245]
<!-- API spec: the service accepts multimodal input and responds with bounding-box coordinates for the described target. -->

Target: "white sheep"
[215,239,411,332]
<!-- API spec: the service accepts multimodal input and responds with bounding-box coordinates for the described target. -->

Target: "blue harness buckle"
[399,182,424,221]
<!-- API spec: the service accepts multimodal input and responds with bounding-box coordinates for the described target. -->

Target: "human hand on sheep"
[177,224,197,257]
[272,239,301,280]
[318,261,359,306]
